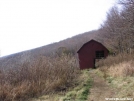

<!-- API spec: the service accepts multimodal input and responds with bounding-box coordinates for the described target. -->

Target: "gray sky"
[0,0,116,56]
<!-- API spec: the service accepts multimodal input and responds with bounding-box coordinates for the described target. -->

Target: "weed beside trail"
[0,55,79,101]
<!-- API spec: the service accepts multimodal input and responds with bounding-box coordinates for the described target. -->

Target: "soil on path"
[88,70,117,101]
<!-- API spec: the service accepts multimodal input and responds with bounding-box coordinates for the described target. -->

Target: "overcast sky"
[0,0,116,57]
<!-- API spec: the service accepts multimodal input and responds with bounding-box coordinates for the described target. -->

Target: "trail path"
[88,70,117,101]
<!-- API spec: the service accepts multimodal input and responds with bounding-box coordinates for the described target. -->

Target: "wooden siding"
[77,40,109,69]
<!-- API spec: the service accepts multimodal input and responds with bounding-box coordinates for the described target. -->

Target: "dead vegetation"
[97,53,134,77]
[107,61,134,77]
[0,54,79,101]
[97,53,134,67]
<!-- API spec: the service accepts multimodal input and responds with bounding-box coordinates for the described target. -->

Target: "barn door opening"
[93,59,96,69]
[94,59,100,69]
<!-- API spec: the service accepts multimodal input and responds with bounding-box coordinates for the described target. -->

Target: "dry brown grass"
[101,61,134,77]
[97,53,134,68]
[0,54,79,101]
[97,53,134,77]
[108,61,134,77]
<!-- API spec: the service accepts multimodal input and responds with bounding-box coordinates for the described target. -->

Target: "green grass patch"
[63,70,93,101]
[77,78,92,101]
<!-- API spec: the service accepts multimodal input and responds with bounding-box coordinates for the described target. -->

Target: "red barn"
[77,39,109,69]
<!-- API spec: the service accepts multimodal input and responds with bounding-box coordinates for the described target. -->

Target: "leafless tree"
[99,2,134,54]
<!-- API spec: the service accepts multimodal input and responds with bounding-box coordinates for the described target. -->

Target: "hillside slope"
[0,30,98,70]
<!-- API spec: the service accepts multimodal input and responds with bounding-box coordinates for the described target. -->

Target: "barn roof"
[77,39,109,53]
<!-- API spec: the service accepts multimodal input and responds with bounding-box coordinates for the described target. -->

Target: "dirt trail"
[88,70,117,101]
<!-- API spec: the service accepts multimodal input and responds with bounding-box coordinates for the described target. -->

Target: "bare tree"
[99,2,134,54]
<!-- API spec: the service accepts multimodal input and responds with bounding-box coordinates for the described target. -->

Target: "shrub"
[0,55,79,101]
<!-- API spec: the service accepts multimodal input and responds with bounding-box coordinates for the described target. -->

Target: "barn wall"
[78,40,108,69]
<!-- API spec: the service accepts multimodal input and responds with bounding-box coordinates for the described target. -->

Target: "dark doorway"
[93,59,96,69]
